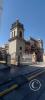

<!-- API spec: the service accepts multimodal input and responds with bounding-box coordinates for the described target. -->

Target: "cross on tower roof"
[10,20,24,30]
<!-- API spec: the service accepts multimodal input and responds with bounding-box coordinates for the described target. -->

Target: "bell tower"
[10,19,24,39]
[9,19,25,65]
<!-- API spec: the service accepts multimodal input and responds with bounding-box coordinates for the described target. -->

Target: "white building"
[8,20,25,65]
[43,53,45,62]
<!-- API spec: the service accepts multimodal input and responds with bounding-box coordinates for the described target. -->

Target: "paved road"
[0,63,45,100]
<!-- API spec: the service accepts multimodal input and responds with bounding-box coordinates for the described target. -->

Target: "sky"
[0,0,45,50]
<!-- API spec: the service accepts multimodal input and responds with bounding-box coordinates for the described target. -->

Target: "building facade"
[8,20,43,65]
[8,20,25,65]
[0,20,44,65]
[43,53,45,62]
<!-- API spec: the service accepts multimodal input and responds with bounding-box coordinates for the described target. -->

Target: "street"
[0,63,45,100]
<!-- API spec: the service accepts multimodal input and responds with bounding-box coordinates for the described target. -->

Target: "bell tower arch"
[10,19,24,39]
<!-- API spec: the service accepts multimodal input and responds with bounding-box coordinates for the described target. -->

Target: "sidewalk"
[22,62,45,67]
[30,62,45,67]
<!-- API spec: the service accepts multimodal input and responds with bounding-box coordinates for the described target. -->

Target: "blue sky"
[0,0,45,50]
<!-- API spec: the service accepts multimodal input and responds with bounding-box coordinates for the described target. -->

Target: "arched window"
[14,31,15,37]
[12,32,13,37]
[19,31,22,38]
[20,46,22,50]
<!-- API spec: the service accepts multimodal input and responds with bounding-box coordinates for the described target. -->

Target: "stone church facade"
[8,20,43,65]
[0,20,44,65]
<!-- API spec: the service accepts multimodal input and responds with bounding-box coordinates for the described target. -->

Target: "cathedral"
[0,20,44,65]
